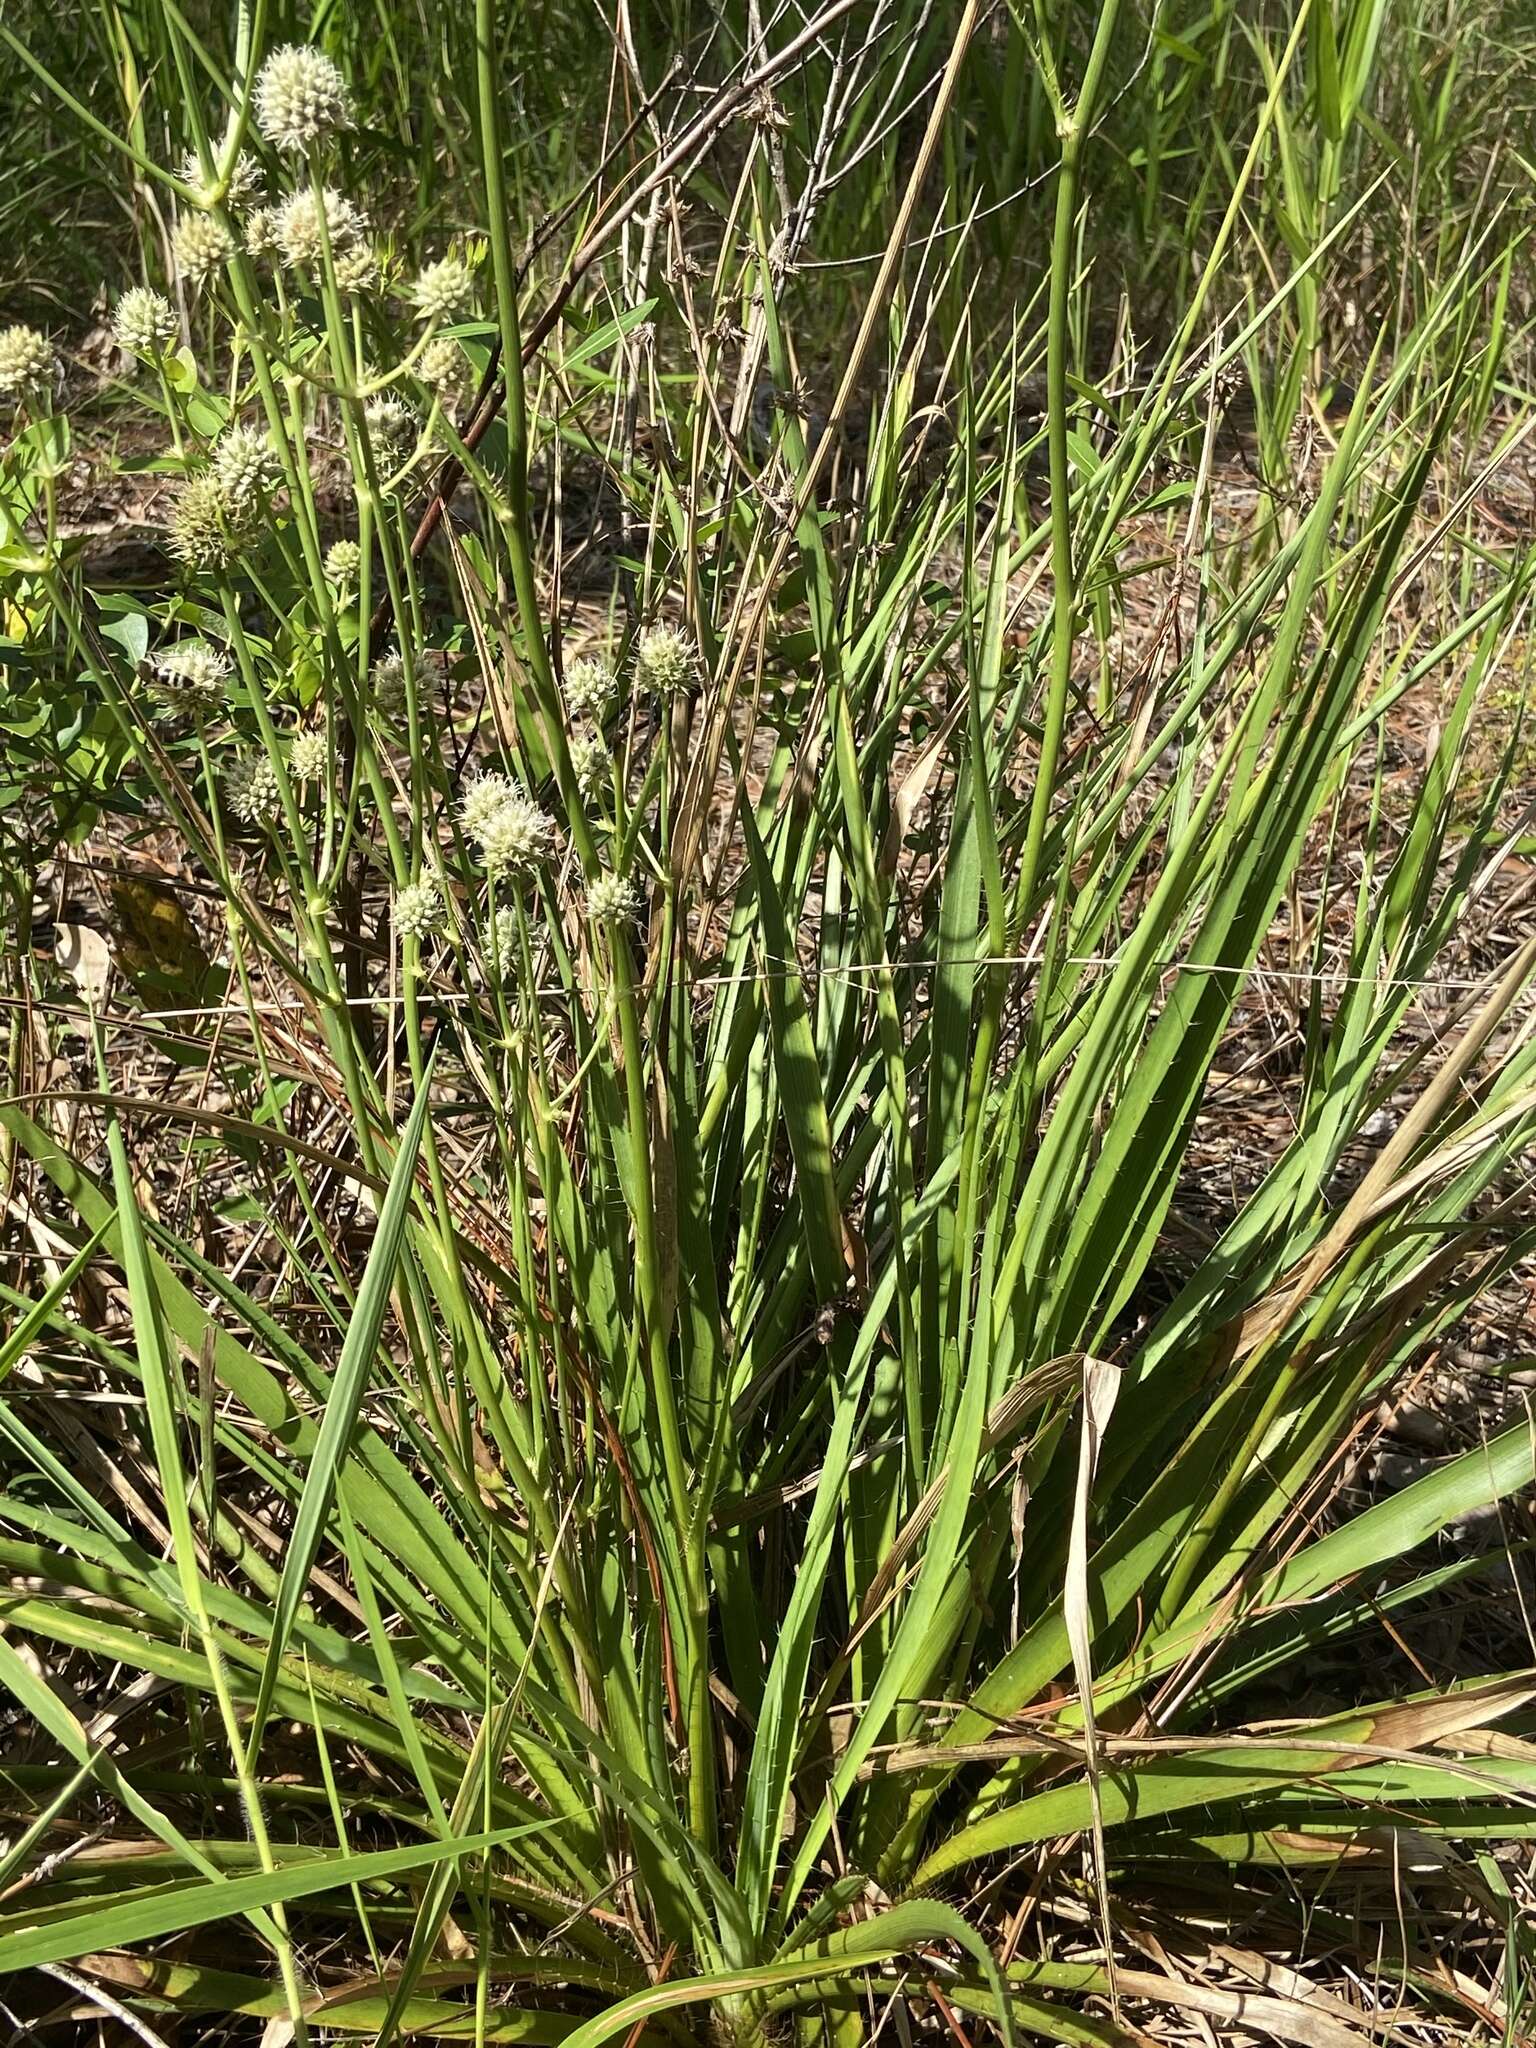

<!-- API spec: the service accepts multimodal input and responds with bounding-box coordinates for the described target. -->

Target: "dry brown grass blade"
[849,1356,1080,1640]
[1232,931,1536,1359]
[1107,1967,1393,2048]
[1359,1676,1536,1753]
[879,694,967,878]
[1064,1357,1123,2018]
[23,1092,392,1194]
[865,1674,1536,1781]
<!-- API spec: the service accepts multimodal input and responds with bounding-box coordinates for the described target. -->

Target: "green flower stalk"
[179,148,263,208]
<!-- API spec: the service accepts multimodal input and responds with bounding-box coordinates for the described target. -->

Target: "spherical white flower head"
[461,773,553,876]
[212,422,280,506]
[370,650,407,719]
[0,324,55,398]
[152,640,231,711]
[275,186,366,269]
[244,205,283,259]
[365,393,416,442]
[460,770,516,842]
[288,729,327,783]
[364,393,418,470]
[331,239,378,296]
[173,211,236,283]
[168,470,260,569]
[255,43,352,152]
[634,622,695,696]
[487,903,520,974]
[179,148,263,208]
[411,256,473,322]
[571,729,608,794]
[585,869,641,924]
[112,288,176,356]
[418,336,465,393]
[479,792,554,877]
[393,878,443,943]
[224,750,282,824]
[325,537,362,584]
[563,653,616,720]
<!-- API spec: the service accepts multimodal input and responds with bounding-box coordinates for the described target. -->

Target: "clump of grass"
[3,4,1536,2045]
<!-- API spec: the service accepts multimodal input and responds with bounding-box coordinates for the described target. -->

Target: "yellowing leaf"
[108,875,212,997]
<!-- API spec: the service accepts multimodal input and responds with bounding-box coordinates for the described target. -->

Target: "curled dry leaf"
[53,923,113,1006]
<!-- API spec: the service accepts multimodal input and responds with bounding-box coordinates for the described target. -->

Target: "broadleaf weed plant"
[3,1,1536,2042]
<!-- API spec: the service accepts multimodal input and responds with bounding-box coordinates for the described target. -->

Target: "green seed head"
[371,650,408,719]
[564,654,617,719]
[331,239,379,295]
[211,422,281,506]
[244,205,284,259]
[288,729,328,783]
[571,729,609,794]
[364,393,418,471]
[167,470,260,570]
[462,773,556,875]
[274,186,366,270]
[418,336,466,394]
[479,786,561,876]
[488,904,520,973]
